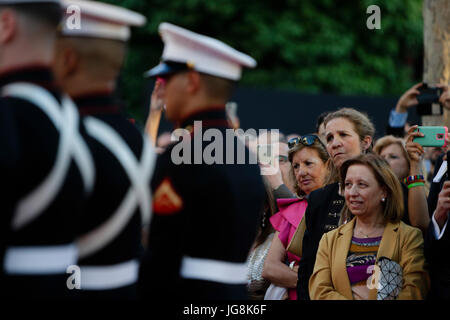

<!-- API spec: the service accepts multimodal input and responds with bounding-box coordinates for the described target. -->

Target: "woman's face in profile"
[344,164,386,218]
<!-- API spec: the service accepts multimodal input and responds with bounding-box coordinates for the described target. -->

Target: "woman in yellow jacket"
[309,154,429,300]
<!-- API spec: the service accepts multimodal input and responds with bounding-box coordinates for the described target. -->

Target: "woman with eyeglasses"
[262,134,329,300]
[297,108,376,300]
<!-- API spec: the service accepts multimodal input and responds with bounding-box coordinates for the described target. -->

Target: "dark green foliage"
[102,0,423,121]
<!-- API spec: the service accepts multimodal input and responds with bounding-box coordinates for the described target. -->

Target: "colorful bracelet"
[405,179,425,185]
[407,182,425,189]
[404,175,425,185]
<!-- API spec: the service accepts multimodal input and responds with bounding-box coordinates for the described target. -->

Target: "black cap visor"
[144,60,192,78]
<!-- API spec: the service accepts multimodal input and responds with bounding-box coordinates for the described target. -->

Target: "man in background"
[0,0,94,299]
[53,0,155,299]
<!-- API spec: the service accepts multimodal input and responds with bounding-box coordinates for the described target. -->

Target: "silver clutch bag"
[377,257,403,300]
[246,233,275,299]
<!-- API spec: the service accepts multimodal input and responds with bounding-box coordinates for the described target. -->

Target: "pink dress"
[269,198,307,300]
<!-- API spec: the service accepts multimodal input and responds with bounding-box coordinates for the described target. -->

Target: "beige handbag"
[286,216,306,257]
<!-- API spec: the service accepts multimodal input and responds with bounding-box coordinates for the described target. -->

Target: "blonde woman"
[374,132,430,232]
[297,108,375,299]
[309,154,429,300]
[262,134,328,300]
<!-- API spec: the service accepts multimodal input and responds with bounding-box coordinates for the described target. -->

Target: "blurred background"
[105,0,424,137]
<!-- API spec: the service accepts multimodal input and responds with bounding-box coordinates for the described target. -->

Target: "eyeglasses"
[288,134,325,149]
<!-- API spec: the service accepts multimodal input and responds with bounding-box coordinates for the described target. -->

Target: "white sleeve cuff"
[432,212,449,240]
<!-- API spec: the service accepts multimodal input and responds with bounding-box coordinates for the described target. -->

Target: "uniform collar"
[72,90,123,116]
[0,64,58,91]
[179,105,231,130]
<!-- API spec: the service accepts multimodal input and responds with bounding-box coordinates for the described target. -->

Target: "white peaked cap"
[60,0,146,42]
[145,22,257,81]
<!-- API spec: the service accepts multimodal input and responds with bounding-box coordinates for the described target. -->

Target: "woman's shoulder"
[391,221,424,245]
[308,182,340,201]
[396,220,420,232]
[271,198,307,228]
[306,183,342,214]
[324,217,357,240]
[276,197,305,209]
[318,222,346,244]
[397,221,423,237]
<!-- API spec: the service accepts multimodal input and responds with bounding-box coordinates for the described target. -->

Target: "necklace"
[355,220,385,238]
[355,227,383,238]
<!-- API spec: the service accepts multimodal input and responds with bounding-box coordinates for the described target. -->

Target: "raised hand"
[395,83,423,113]
[405,125,425,164]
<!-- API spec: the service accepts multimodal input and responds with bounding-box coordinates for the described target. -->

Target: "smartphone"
[417,83,442,105]
[416,83,443,116]
[413,126,448,147]
[257,144,273,165]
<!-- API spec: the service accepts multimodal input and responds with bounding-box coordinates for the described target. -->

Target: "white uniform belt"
[180,256,248,285]
[4,244,77,275]
[80,259,139,290]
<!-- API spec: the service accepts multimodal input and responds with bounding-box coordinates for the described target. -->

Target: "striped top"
[346,236,382,285]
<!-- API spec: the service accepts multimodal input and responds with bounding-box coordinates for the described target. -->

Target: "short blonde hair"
[374,135,411,174]
[339,153,404,224]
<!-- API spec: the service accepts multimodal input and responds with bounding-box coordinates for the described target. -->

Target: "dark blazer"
[297,182,343,300]
[425,153,450,299]
[427,154,446,218]
[424,221,450,299]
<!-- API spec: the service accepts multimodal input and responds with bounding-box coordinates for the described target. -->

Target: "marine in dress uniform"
[54,0,155,299]
[138,23,266,300]
[0,0,95,299]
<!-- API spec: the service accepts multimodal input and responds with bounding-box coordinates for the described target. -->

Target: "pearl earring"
[381,197,386,202]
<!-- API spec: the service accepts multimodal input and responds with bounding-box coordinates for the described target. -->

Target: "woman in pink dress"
[262,134,329,300]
